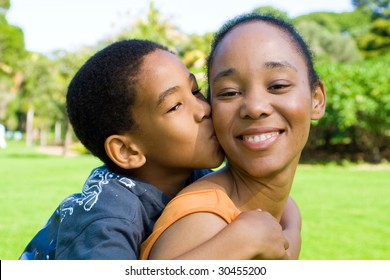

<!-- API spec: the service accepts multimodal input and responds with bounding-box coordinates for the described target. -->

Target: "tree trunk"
[40,127,47,146]
[26,107,34,146]
[54,121,62,145]
[63,121,73,156]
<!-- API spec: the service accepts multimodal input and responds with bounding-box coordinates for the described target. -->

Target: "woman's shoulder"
[178,168,233,197]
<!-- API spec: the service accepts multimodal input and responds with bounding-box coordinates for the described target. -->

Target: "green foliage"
[357,17,390,57]
[12,53,59,125]
[113,2,212,92]
[350,0,390,58]
[352,0,390,9]
[251,6,290,21]
[294,12,341,32]
[114,2,185,53]
[0,15,25,69]
[315,56,390,161]
[51,48,94,117]
[180,32,214,90]
[296,21,361,62]
[0,0,10,11]
[293,10,371,35]
[0,6,26,126]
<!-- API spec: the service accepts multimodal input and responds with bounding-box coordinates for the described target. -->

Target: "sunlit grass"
[0,141,100,259]
[292,164,390,259]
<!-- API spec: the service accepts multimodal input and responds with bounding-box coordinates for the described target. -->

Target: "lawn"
[0,141,389,260]
[0,141,101,260]
[292,164,390,259]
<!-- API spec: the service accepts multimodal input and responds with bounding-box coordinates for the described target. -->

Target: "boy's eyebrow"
[189,73,197,85]
[157,86,179,108]
[157,73,194,107]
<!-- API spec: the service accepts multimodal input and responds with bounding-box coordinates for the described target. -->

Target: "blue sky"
[7,0,354,54]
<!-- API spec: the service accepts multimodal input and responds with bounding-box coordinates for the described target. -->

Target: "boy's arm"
[149,210,289,260]
[280,196,302,259]
[56,218,140,259]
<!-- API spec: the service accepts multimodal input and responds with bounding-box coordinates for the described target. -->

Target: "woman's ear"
[105,134,146,170]
[311,80,326,120]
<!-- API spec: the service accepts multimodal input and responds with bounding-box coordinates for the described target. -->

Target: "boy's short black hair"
[66,39,169,171]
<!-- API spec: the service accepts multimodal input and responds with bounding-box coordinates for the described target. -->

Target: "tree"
[13,53,57,146]
[109,2,212,90]
[293,10,372,35]
[295,21,361,62]
[252,6,290,21]
[313,57,390,162]
[352,0,390,10]
[0,0,26,127]
[113,2,186,52]
[179,32,214,91]
[0,0,10,11]
[52,48,93,154]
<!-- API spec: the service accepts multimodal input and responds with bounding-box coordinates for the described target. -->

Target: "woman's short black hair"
[66,39,169,170]
[207,13,319,94]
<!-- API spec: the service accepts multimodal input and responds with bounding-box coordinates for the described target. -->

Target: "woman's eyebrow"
[264,61,297,72]
[212,61,297,84]
[212,68,236,84]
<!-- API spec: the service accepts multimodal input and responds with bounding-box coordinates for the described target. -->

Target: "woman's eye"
[218,91,240,97]
[268,83,290,91]
[167,103,181,113]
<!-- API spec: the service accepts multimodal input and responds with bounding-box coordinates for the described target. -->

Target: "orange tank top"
[140,188,240,259]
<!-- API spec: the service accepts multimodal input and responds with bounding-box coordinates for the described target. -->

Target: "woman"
[141,13,326,260]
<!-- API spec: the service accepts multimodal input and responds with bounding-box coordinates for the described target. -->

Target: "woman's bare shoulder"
[179,168,233,196]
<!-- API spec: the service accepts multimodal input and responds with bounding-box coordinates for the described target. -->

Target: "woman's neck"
[226,163,297,221]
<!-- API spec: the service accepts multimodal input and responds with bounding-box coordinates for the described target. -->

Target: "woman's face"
[209,22,325,178]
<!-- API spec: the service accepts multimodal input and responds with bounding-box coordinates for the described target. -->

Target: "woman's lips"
[237,128,285,150]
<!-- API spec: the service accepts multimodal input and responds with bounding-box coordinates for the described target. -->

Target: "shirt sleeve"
[55,217,142,260]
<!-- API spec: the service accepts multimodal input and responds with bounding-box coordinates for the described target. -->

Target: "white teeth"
[242,132,279,143]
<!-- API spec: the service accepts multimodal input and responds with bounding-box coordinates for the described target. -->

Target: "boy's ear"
[105,134,146,170]
[311,80,326,120]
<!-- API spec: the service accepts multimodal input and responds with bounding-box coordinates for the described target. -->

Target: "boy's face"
[209,22,324,178]
[132,50,224,172]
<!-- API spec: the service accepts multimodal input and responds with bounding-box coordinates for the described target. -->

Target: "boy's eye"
[167,103,181,113]
[192,88,202,95]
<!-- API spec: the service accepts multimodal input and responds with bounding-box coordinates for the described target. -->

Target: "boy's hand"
[232,210,289,260]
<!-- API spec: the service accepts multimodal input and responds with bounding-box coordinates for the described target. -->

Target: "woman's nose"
[239,90,273,119]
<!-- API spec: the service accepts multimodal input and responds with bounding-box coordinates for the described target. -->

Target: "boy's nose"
[194,95,211,121]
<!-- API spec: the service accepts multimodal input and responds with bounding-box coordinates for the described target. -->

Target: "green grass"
[0,141,101,260]
[1,141,389,260]
[292,164,390,259]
